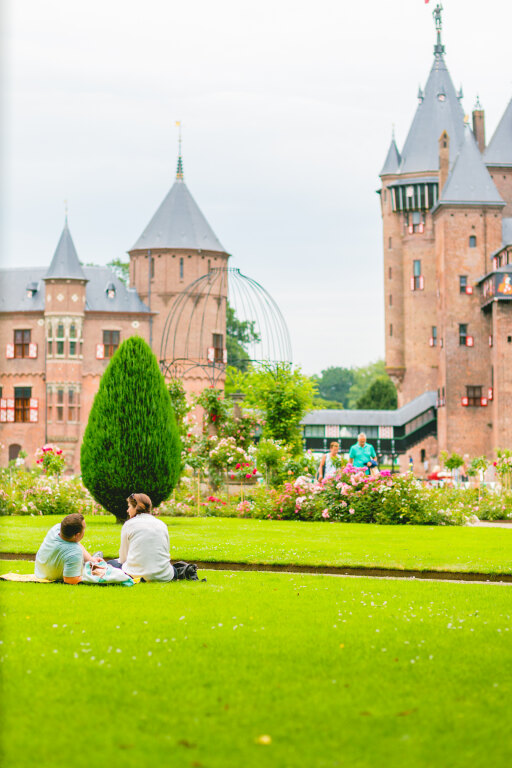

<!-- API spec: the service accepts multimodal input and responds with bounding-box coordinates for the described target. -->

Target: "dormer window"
[26,281,38,298]
[437,93,446,102]
[106,282,116,299]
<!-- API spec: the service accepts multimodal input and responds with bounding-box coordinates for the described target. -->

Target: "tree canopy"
[355,376,397,410]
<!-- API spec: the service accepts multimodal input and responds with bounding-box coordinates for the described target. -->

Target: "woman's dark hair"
[127,493,153,515]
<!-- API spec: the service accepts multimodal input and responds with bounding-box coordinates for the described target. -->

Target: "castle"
[380,4,512,466]
[0,152,229,472]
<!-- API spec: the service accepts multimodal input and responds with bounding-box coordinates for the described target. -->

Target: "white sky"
[2,0,511,374]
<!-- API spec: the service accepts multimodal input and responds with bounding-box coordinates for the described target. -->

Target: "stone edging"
[1,553,511,584]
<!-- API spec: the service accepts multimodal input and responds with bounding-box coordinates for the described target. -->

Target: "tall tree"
[312,366,355,407]
[355,376,397,410]
[81,336,181,520]
[226,302,261,371]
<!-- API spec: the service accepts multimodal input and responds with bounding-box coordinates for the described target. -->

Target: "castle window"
[469,236,477,248]
[14,330,31,358]
[389,323,393,337]
[47,388,52,422]
[14,387,31,423]
[466,386,482,407]
[459,276,468,294]
[56,324,65,356]
[47,325,53,357]
[389,294,392,307]
[103,330,120,358]
[304,425,325,438]
[69,324,77,357]
[411,260,424,290]
[68,388,80,422]
[106,282,116,299]
[459,324,468,346]
[179,257,184,280]
[388,237,392,249]
[212,333,224,363]
[430,326,437,347]
[388,266,392,279]
[56,389,64,422]
[150,257,155,279]
[208,259,211,273]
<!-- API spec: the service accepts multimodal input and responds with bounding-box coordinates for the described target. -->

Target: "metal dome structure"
[159,267,292,384]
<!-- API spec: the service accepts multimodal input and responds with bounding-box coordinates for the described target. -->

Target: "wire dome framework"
[159,267,292,384]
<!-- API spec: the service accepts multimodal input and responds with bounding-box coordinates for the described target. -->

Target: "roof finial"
[64,199,68,225]
[175,121,184,180]
[433,4,445,56]
[474,94,482,110]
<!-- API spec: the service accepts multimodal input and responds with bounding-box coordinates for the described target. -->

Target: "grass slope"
[1,516,512,574]
[1,561,511,768]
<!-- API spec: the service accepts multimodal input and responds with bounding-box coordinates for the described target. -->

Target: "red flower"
[245,473,252,479]
[252,469,257,475]
[235,463,241,469]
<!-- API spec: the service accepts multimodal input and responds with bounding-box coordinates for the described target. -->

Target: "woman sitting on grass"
[107,493,199,582]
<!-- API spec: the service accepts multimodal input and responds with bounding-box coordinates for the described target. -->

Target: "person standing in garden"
[347,433,378,473]
[318,442,340,480]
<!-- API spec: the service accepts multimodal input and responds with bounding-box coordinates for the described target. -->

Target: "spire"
[176,121,184,180]
[380,130,401,176]
[44,219,87,281]
[433,4,445,56]
[438,126,504,207]
[484,97,512,167]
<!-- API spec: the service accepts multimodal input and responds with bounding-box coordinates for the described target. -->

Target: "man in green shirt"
[347,433,377,471]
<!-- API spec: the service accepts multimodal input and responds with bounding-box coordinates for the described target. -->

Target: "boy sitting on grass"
[35,513,98,584]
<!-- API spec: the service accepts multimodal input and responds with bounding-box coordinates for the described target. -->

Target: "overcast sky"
[2,0,511,374]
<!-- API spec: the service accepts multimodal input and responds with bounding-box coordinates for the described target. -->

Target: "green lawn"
[1,516,512,574]
[1,560,511,768]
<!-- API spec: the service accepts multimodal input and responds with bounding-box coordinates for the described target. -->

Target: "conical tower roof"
[131,153,226,253]
[484,97,512,167]
[380,134,401,176]
[399,52,465,175]
[44,221,87,281]
[438,127,504,206]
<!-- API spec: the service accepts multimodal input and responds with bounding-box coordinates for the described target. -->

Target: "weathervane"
[433,4,445,55]
[175,121,184,180]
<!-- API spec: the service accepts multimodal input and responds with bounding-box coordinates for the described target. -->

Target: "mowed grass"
[1,560,511,768]
[1,516,512,574]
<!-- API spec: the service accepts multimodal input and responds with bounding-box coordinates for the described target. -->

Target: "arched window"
[469,235,477,248]
[8,444,21,462]
[69,324,77,356]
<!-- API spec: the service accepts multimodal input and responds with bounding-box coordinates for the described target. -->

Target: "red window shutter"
[418,223,424,234]
[410,277,415,291]
[223,349,228,364]
[6,398,14,422]
[408,224,413,234]
[6,343,14,359]
[461,397,469,407]
[96,344,105,359]
[429,337,434,347]
[419,275,425,290]
[0,398,6,422]
[29,399,38,422]
[465,286,473,295]
[488,387,493,400]
[28,342,38,358]
[207,347,215,363]
[466,336,474,347]
[489,335,493,347]
[480,397,488,407]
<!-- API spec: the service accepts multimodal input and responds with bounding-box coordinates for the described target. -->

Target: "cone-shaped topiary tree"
[81,336,181,521]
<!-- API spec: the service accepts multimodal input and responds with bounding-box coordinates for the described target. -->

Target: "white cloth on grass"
[119,513,174,582]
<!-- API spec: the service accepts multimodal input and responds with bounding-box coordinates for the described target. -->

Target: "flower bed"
[0,470,104,517]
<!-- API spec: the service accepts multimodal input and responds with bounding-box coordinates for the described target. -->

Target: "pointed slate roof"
[398,53,465,175]
[438,127,504,206]
[484,98,512,167]
[44,221,87,281]
[380,135,401,175]
[131,156,226,252]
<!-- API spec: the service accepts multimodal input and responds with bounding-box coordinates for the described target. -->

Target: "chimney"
[472,98,485,153]
[439,131,450,195]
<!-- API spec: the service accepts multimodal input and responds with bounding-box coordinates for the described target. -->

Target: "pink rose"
[322,509,330,519]
[349,509,355,514]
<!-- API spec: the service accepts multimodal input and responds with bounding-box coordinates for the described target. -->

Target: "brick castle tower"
[379,4,512,465]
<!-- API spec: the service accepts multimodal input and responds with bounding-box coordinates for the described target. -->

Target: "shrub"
[81,336,181,521]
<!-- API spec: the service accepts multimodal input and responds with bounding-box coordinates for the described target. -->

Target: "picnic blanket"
[1,560,136,586]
